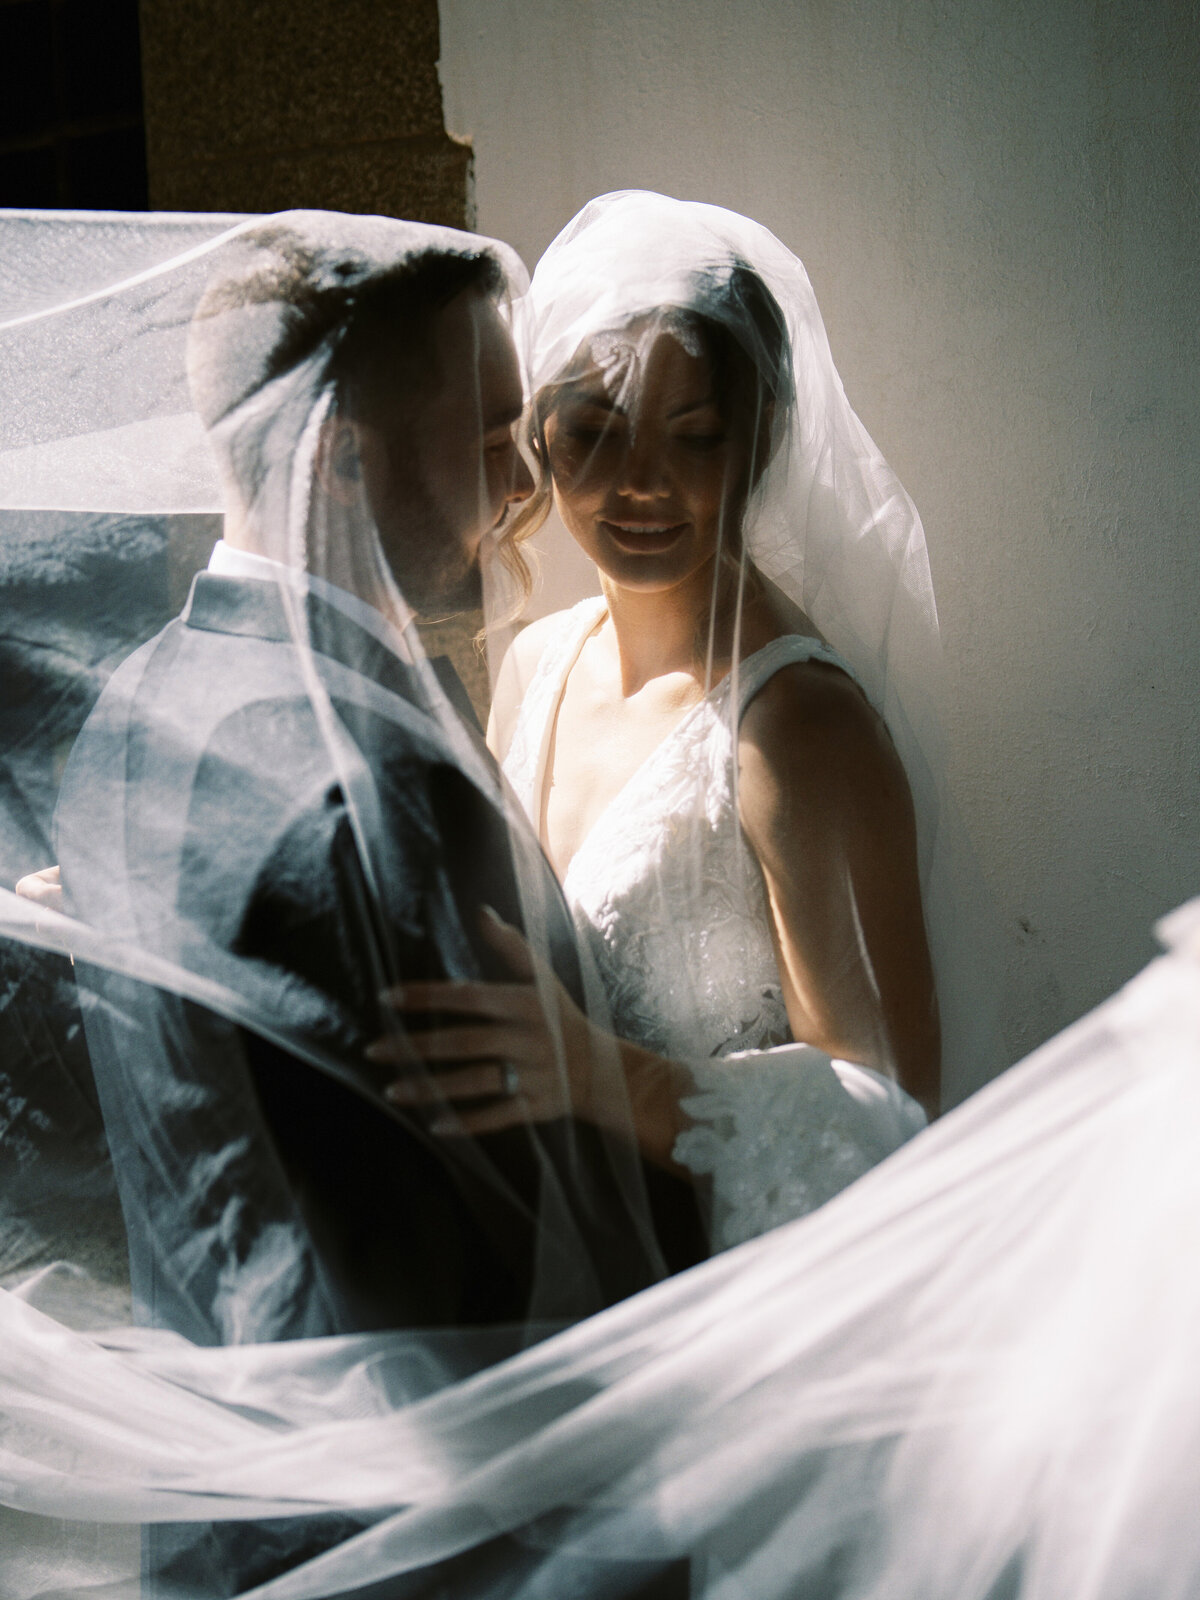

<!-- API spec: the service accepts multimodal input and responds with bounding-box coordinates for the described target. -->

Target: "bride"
[376,192,948,1248]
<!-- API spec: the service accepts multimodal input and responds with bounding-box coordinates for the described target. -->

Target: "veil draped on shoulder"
[0,204,1193,1600]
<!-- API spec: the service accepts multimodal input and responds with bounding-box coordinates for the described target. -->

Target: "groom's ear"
[314,416,365,507]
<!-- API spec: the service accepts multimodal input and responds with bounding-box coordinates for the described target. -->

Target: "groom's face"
[355,289,533,614]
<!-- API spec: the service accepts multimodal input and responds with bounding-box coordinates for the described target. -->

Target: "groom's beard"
[422,552,484,618]
[374,444,489,617]
[372,460,486,620]
[383,533,483,619]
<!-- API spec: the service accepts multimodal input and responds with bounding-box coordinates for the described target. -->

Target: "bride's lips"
[599,519,688,554]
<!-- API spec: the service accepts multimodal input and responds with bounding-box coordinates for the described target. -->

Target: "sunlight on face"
[543,321,752,596]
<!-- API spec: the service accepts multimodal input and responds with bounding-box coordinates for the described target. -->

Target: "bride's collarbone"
[566,651,704,763]
[543,655,706,872]
[541,597,811,872]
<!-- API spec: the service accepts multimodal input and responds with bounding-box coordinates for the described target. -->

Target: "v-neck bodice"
[503,598,859,1062]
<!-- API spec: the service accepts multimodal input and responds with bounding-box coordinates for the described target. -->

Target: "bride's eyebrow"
[563,390,719,418]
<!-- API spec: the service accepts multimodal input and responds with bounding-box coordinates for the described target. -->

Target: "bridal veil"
[511,190,1001,1109]
[0,206,674,1593]
[0,200,1186,1600]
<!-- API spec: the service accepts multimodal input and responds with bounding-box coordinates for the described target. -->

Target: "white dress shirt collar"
[206,539,415,662]
[205,539,497,787]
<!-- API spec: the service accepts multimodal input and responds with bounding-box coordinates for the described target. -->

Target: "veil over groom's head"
[187,210,532,613]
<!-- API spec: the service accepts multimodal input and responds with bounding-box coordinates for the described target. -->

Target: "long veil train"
[0,895,1198,1598]
[1,205,1193,1599]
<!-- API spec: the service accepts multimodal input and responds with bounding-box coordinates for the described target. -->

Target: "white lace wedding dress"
[503,597,926,1249]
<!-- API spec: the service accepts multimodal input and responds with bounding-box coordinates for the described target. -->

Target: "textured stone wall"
[139,0,470,224]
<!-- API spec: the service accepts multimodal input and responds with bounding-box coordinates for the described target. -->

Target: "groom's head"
[188,216,532,612]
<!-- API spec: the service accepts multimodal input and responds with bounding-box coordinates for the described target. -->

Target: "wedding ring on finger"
[500,1061,521,1097]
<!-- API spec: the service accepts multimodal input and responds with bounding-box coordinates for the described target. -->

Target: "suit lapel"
[184,573,420,702]
[185,571,499,791]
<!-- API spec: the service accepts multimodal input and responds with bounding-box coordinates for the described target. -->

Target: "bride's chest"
[562,704,786,1060]
[542,665,709,878]
[561,694,740,906]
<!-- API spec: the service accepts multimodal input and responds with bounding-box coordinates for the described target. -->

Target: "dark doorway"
[0,0,147,208]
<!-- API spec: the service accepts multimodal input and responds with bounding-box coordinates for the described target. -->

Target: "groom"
[55,214,697,1361]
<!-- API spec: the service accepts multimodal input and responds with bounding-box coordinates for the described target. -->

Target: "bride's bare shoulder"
[510,608,577,670]
[738,658,910,840]
[485,608,579,760]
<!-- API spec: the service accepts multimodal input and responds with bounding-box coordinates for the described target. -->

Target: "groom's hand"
[367,907,597,1135]
[15,864,63,913]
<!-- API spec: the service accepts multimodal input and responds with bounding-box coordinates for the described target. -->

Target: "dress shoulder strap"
[502,596,606,819]
[520,596,607,714]
[733,636,862,722]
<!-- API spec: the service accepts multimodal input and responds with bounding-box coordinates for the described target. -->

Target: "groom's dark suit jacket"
[57,572,701,1353]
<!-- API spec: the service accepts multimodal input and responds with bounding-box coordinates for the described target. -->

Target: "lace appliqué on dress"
[503,600,924,1249]
[675,1047,927,1252]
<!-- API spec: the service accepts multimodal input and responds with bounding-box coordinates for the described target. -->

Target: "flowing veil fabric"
[1,893,1199,1598]
[0,206,676,1594]
[0,203,1190,1600]
[0,206,666,1311]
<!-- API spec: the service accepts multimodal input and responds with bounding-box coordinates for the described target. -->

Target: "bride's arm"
[737,661,940,1116]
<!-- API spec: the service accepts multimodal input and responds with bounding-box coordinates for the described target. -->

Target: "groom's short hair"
[187,220,505,438]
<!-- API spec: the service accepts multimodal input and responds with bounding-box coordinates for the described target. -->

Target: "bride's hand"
[367,906,598,1136]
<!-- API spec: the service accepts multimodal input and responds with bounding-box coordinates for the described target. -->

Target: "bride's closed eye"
[673,428,727,452]
[668,398,727,451]
[556,403,621,442]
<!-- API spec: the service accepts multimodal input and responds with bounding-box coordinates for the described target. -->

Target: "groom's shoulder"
[105,572,354,719]
[76,574,457,824]
[135,593,297,718]
[66,585,319,823]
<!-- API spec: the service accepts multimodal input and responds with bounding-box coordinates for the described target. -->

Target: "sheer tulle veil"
[0,208,669,1333]
[0,205,674,1592]
[0,201,1190,1600]
[2,904,1199,1600]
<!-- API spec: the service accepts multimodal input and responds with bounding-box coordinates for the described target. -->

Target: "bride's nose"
[618,429,669,499]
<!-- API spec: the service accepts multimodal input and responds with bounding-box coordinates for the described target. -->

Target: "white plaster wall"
[440,0,1200,1064]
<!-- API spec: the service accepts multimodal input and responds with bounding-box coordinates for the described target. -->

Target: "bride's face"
[542,322,752,595]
